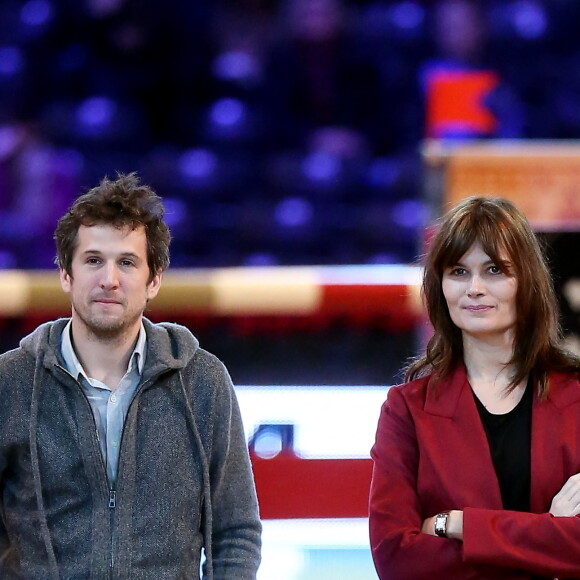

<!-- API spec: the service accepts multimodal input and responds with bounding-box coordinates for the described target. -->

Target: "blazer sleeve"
[369,386,527,580]
[463,507,580,577]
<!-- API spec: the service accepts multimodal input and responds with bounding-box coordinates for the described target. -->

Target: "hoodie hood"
[19,317,200,379]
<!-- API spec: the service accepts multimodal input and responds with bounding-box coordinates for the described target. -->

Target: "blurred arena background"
[1,0,580,577]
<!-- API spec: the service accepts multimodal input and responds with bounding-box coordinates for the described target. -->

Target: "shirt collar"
[60,319,147,381]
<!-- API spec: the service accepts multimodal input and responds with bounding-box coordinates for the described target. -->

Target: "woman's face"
[441,242,518,343]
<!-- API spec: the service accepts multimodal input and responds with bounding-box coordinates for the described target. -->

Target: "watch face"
[435,513,448,536]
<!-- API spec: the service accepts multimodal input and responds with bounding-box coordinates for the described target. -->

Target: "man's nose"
[100,263,120,289]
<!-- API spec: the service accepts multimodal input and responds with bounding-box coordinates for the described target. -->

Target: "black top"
[472,381,533,512]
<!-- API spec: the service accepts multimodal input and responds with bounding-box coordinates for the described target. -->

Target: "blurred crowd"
[2,0,580,269]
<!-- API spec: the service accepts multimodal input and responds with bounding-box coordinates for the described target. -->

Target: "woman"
[369,196,580,579]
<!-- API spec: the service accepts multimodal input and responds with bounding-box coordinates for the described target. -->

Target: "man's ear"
[60,268,72,294]
[146,269,163,301]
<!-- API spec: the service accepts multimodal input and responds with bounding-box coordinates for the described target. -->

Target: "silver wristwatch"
[434,512,449,537]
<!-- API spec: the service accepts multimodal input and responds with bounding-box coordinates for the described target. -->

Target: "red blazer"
[369,365,580,580]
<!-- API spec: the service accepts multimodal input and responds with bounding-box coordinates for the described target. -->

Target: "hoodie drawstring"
[179,373,214,580]
[29,359,61,580]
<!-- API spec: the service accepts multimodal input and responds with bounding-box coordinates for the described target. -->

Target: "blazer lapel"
[422,365,504,510]
[421,368,580,514]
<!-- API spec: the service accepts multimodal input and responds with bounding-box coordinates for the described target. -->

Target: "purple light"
[0,125,24,160]
[21,0,53,27]
[179,148,218,180]
[244,252,279,267]
[389,1,424,31]
[213,51,260,83]
[391,199,428,230]
[0,251,17,269]
[512,0,547,39]
[56,149,85,175]
[0,47,23,76]
[301,151,340,183]
[367,157,400,189]
[76,96,116,131]
[274,198,313,228]
[210,98,245,128]
[162,198,187,229]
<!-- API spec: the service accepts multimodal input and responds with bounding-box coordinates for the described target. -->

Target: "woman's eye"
[489,265,501,274]
[450,267,466,276]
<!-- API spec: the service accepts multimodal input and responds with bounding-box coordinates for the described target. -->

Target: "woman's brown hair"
[406,196,580,397]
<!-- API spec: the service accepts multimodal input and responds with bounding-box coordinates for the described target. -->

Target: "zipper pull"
[109,490,117,508]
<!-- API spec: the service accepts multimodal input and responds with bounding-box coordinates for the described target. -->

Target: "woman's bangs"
[438,217,477,270]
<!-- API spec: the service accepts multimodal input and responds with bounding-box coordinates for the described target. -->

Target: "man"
[0,173,262,579]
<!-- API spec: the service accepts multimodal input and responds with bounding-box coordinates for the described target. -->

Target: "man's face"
[60,224,161,340]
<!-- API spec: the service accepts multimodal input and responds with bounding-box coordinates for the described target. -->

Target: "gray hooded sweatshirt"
[0,318,261,579]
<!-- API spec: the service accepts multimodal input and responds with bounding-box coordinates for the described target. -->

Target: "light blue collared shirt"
[60,320,147,485]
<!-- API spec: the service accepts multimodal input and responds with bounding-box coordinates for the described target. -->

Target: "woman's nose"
[466,275,485,297]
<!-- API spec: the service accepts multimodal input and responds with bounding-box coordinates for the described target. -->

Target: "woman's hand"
[550,473,580,517]
[421,515,437,535]
[421,510,464,540]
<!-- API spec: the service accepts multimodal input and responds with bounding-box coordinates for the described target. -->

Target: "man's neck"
[70,320,141,389]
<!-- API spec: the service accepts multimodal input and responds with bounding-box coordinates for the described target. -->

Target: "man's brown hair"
[54,172,170,281]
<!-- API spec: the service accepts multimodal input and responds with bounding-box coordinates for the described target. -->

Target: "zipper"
[55,366,161,575]
[56,365,116,572]
[106,376,155,574]
[110,490,116,571]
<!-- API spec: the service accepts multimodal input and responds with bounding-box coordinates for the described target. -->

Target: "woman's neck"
[462,333,513,382]
[462,334,526,413]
